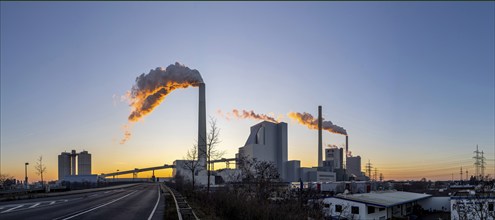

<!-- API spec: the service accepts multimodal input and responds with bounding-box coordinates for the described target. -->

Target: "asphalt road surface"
[0,183,165,220]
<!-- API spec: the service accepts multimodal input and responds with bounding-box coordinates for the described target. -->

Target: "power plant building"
[58,152,71,180]
[58,150,92,180]
[346,156,361,177]
[238,121,288,181]
[324,147,344,171]
[285,160,301,182]
[78,151,92,175]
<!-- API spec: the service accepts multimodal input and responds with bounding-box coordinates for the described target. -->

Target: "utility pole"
[374,168,378,181]
[460,166,463,182]
[379,173,384,182]
[466,170,469,181]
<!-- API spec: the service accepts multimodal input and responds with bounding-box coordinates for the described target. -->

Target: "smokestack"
[318,106,322,167]
[71,150,77,175]
[346,135,348,158]
[198,83,207,169]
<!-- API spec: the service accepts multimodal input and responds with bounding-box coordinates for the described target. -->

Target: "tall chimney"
[346,135,349,157]
[198,83,207,169]
[318,106,322,167]
[71,150,77,175]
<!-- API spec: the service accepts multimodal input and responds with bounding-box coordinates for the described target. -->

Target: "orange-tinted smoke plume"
[120,62,203,144]
[120,124,132,144]
[287,112,347,135]
[218,109,279,123]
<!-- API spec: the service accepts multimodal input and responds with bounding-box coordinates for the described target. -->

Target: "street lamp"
[114,169,119,182]
[24,162,29,189]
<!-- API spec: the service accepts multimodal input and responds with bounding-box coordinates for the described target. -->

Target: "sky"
[1,2,494,182]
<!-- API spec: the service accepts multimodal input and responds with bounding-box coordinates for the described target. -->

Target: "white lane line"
[147,185,161,220]
[56,190,136,220]
[29,203,41,208]
[49,201,56,205]
[1,205,24,213]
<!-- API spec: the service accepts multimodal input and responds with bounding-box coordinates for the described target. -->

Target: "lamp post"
[24,162,29,189]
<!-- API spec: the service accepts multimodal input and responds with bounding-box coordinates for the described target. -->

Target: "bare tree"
[451,182,495,220]
[237,155,280,200]
[35,156,47,186]
[0,173,15,189]
[203,117,224,195]
[182,144,202,191]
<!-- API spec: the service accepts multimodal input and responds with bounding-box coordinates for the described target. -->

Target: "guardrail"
[162,184,199,220]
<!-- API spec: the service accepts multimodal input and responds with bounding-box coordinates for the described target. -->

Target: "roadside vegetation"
[170,157,324,219]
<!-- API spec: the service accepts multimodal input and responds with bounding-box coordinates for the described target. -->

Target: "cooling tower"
[198,83,207,169]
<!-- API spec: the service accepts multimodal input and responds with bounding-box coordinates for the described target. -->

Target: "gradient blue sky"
[1,2,494,181]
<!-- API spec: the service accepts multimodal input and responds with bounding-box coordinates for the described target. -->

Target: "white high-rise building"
[78,151,92,175]
[238,121,288,181]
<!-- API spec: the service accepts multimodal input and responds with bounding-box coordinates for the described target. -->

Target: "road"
[0,183,164,220]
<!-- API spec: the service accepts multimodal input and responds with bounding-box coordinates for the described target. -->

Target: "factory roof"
[334,191,431,208]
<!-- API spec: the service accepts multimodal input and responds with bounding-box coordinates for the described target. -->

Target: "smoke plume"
[127,62,203,122]
[120,62,203,144]
[120,124,132,144]
[287,112,347,135]
[218,109,279,123]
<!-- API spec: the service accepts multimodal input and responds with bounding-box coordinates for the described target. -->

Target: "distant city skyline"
[1,2,494,182]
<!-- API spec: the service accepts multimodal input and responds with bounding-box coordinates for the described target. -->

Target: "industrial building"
[172,104,368,185]
[450,191,495,220]
[58,150,92,180]
[236,120,338,183]
[58,152,71,180]
[323,191,432,219]
[237,121,288,181]
[324,146,344,171]
[285,160,301,182]
[346,155,366,180]
[78,151,92,175]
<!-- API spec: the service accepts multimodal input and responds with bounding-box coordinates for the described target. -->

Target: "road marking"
[49,201,56,205]
[1,205,24,213]
[29,203,41,208]
[55,190,136,220]
[147,185,161,220]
